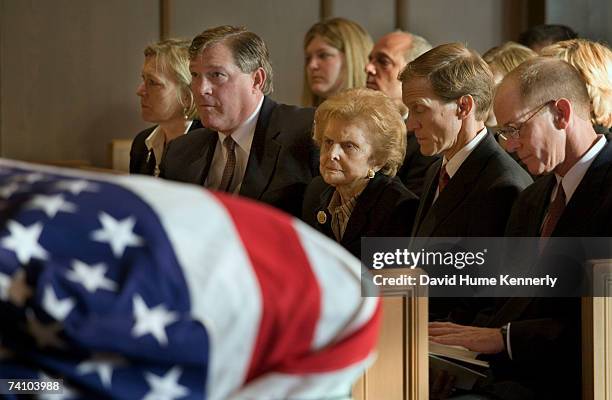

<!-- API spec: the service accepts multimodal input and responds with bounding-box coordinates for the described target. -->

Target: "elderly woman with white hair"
[302,88,418,257]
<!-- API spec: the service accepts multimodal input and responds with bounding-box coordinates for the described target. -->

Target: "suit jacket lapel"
[240,96,281,200]
[554,139,612,235]
[191,132,216,186]
[341,175,386,246]
[417,133,497,237]
[315,184,335,239]
[411,159,441,236]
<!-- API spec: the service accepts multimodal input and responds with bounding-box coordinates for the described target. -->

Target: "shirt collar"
[443,127,488,178]
[554,134,606,203]
[144,120,194,152]
[217,97,264,152]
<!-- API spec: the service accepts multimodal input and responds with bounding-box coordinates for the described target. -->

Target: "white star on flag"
[143,366,189,400]
[91,212,144,258]
[42,284,75,321]
[38,372,76,400]
[0,182,20,198]
[26,310,65,349]
[55,179,99,195]
[26,194,77,218]
[66,260,118,293]
[132,295,179,346]
[76,354,126,388]
[1,220,49,264]
[13,172,46,184]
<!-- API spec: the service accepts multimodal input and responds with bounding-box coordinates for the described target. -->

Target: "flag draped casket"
[0,160,380,399]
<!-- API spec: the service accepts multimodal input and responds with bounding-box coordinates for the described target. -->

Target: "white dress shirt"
[433,127,488,203]
[145,120,194,177]
[205,97,264,193]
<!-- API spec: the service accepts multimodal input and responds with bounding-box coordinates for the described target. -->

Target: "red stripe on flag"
[214,194,321,382]
[279,301,381,374]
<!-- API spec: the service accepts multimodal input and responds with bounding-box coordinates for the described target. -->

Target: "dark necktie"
[145,150,156,175]
[539,181,566,250]
[438,164,450,194]
[219,136,236,192]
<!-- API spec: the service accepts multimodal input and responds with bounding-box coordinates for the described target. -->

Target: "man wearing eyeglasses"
[428,58,612,399]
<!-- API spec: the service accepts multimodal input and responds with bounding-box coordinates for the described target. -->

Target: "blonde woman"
[302,18,372,107]
[541,39,612,133]
[483,42,537,126]
[131,39,201,176]
[302,88,418,257]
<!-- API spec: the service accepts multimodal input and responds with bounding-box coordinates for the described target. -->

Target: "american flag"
[0,159,380,400]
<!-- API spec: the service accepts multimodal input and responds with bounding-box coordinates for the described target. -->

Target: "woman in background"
[482,41,537,127]
[302,18,372,107]
[302,88,418,258]
[541,39,612,135]
[131,39,202,176]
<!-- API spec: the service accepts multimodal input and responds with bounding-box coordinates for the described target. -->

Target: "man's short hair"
[518,24,578,50]
[507,57,591,120]
[399,42,494,121]
[403,33,432,64]
[189,25,274,95]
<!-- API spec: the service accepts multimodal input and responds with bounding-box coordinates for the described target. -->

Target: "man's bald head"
[365,31,431,102]
[501,57,591,120]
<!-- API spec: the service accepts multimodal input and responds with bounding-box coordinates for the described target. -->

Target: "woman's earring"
[367,169,375,179]
[183,107,189,120]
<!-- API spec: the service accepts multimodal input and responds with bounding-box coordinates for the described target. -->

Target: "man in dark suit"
[400,43,532,239]
[160,26,317,217]
[365,31,439,196]
[429,58,612,400]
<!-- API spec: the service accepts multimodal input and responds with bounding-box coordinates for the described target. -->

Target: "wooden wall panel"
[168,0,319,106]
[0,0,159,167]
[401,0,506,53]
[545,0,612,44]
[331,0,395,41]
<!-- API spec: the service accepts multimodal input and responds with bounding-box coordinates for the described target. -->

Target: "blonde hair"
[541,39,612,128]
[144,38,198,119]
[302,18,373,107]
[483,41,537,76]
[313,88,406,176]
[399,43,494,121]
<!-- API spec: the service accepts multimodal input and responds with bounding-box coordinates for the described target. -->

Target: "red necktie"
[539,182,566,250]
[438,164,450,194]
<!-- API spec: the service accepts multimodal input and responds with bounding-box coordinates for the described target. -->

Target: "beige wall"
[0,0,159,167]
[3,0,608,168]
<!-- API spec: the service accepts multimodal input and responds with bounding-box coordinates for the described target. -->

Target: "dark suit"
[302,174,418,258]
[412,132,532,328]
[479,138,612,400]
[159,97,317,217]
[412,132,533,238]
[397,133,440,197]
[129,120,203,175]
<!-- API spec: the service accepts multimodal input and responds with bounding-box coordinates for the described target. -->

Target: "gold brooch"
[317,211,327,224]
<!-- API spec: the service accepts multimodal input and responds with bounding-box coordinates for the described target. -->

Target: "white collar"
[442,127,488,178]
[554,134,606,204]
[217,97,264,152]
[144,120,194,152]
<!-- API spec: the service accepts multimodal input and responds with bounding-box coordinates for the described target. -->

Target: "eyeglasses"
[495,100,555,141]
